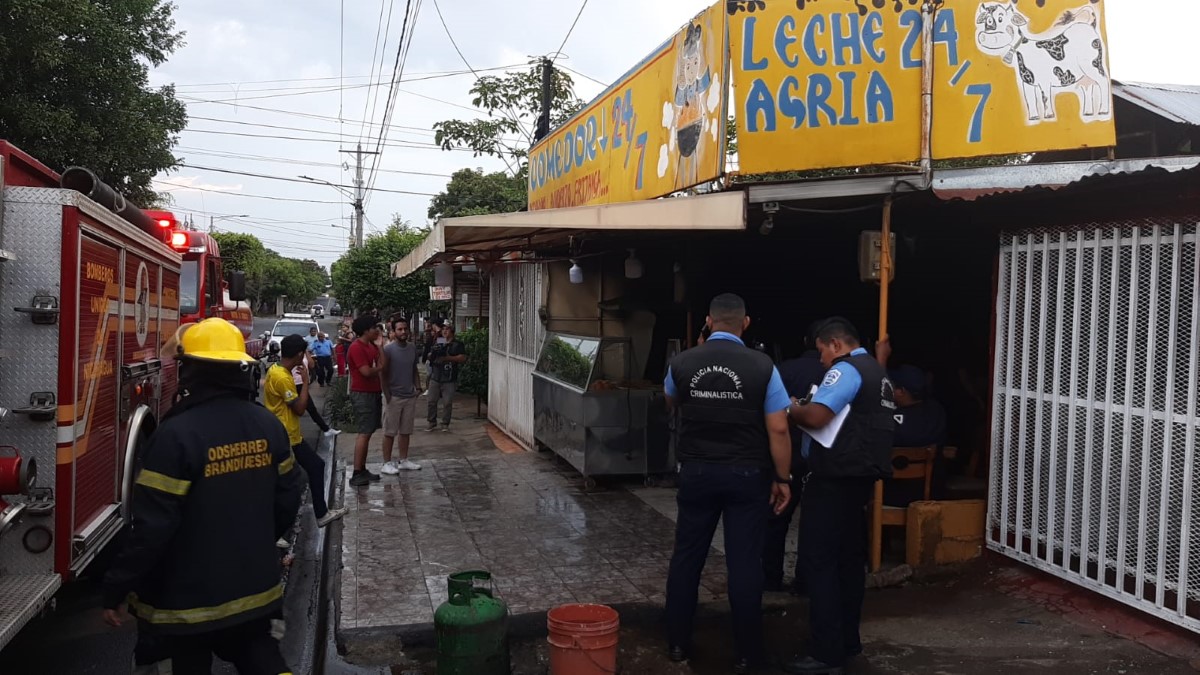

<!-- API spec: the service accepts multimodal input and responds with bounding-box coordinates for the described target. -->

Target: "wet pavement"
[329,396,1200,674]
[334,397,728,634]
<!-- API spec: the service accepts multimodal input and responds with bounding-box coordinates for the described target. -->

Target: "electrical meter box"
[858,230,896,283]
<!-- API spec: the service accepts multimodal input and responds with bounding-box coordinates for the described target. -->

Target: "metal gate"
[488,264,544,449]
[989,220,1200,631]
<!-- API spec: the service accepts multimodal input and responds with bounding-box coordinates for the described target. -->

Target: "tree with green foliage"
[432,60,585,180]
[259,255,326,309]
[330,216,433,316]
[456,326,489,400]
[211,232,268,279]
[0,0,187,204]
[428,168,526,221]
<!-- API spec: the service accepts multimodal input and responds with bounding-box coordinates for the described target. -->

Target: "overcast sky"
[149,0,1199,269]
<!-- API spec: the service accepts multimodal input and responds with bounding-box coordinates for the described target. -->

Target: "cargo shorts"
[349,391,382,435]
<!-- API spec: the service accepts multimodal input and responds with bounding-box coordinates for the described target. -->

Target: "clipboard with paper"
[799,403,851,448]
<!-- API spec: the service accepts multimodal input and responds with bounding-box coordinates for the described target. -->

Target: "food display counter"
[532,333,672,484]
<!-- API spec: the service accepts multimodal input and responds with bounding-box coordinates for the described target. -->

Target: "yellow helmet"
[173,318,255,363]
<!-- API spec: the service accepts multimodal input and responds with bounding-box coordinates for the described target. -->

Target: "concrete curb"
[322,436,389,675]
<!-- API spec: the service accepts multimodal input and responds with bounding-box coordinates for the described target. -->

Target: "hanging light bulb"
[434,260,454,287]
[624,249,643,279]
[568,259,583,284]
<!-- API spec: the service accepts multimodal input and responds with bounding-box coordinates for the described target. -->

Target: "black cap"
[281,334,307,358]
[888,365,926,396]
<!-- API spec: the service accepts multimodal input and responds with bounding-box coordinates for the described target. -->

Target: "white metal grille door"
[487,264,544,448]
[989,221,1200,632]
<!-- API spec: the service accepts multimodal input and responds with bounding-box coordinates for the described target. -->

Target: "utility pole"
[339,143,380,248]
[534,57,554,143]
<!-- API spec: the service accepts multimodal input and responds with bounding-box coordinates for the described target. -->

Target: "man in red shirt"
[347,315,385,486]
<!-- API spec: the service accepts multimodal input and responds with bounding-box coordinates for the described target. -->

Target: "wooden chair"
[868,446,936,572]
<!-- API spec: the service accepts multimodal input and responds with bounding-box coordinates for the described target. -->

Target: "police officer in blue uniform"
[785,318,896,675]
[664,293,794,674]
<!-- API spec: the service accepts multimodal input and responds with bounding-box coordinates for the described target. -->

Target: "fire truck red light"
[157,219,172,228]
[170,232,188,248]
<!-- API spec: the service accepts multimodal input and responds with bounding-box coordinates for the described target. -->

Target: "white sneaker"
[324,428,342,438]
[317,507,348,527]
[380,461,400,475]
[397,459,422,471]
[276,537,289,549]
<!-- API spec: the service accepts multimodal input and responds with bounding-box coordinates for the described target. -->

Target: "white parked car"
[311,304,325,319]
[262,315,319,352]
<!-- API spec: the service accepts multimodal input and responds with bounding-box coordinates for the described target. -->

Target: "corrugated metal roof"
[933,155,1200,201]
[1114,81,1200,126]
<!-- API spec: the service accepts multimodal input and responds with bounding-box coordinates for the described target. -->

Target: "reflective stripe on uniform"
[278,453,295,475]
[130,584,283,625]
[135,469,191,496]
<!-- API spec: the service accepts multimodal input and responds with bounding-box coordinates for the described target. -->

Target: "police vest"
[808,352,896,479]
[670,339,774,466]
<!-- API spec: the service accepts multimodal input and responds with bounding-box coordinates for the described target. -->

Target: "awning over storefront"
[932,155,1200,201]
[391,190,745,279]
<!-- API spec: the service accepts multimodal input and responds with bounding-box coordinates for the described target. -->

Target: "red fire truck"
[149,217,262,359]
[0,141,254,649]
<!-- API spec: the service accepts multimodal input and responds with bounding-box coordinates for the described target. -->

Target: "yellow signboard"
[728,0,924,174]
[527,3,726,211]
[932,0,1115,159]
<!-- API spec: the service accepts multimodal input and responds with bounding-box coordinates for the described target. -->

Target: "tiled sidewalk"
[335,398,728,632]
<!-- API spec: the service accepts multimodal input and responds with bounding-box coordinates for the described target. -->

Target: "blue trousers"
[799,476,875,666]
[665,461,771,663]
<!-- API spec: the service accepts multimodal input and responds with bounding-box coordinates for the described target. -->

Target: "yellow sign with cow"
[527,3,726,211]
[727,0,1115,174]
[932,0,1115,159]
[728,0,926,174]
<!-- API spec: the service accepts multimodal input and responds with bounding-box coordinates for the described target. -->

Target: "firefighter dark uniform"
[663,331,791,668]
[103,318,305,675]
[794,347,895,672]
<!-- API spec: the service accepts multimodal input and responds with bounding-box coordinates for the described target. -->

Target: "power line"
[360,0,393,142]
[173,206,348,226]
[362,0,399,145]
[224,218,348,242]
[176,147,453,178]
[173,163,439,196]
[174,64,517,89]
[182,127,517,153]
[153,180,345,204]
[211,226,349,254]
[365,0,420,201]
[186,115,442,142]
[557,63,607,88]
[429,0,530,164]
[552,0,591,63]
[181,89,484,119]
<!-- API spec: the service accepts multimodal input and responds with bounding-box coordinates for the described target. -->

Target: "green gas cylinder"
[434,570,511,675]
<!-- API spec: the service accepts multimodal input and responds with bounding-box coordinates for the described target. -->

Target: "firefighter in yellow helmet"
[102,318,303,675]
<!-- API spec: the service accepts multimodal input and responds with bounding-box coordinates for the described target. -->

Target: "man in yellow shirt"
[264,335,346,528]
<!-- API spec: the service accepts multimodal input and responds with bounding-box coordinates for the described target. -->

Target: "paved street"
[335,400,714,634]
[331,397,1200,674]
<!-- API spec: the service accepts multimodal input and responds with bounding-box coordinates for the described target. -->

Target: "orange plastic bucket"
[546,603,620,674]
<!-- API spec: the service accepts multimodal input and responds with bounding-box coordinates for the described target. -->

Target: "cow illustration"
[976,2,1111,124]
